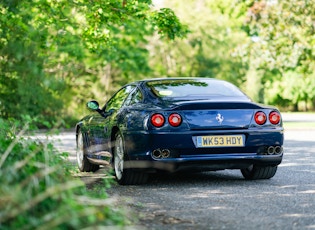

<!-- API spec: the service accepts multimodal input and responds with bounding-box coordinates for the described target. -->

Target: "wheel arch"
[110,126,132,161]
[110,126,120,161]
[75,122,88,148]
[111,126,120,141]
[75,123,81,137]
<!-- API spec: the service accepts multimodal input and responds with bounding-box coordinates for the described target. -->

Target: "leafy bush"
[0,119,126,229]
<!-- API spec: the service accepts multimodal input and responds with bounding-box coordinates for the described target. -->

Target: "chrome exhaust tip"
[152,149,162,159]
[161,149,170,158]
[267,146,275,155]
[274,146,282,154]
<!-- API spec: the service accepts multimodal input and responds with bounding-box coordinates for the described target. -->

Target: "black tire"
[241,165,277,180]
[113,132,148,185]
[76,130,99,172]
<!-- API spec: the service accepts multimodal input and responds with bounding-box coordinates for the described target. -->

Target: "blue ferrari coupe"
[76,78,284,185]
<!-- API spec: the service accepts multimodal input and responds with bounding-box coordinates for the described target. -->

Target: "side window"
[124,88,143,106]
[105,85,134,112]
[130,89,143,105]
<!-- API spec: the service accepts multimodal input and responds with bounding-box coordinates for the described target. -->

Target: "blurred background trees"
[238,0,315,111]
[1,0,314,127]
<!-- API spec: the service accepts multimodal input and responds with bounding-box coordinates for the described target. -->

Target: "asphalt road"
[51,127,315,230]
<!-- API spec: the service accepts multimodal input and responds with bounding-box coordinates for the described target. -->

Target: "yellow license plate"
[196,135,245,148]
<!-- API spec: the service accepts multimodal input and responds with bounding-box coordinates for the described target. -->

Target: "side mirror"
[87,100,100,111]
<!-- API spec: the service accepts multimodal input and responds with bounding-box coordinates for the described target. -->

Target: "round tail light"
[168,113,182,127]
[269,111,281,125]
[254,111,267,125]
[151,114,165,127]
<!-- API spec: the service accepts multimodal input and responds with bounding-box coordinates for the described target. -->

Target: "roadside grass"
[0,119,127,230]
[283,122,315,130]
[282,112,315,129]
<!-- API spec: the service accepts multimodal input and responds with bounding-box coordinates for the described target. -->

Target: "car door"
[85,85,136,161]
[119,86,145,132]
[100,85,136,153]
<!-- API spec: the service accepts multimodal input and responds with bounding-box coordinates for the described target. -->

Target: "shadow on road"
[146,171,245,185]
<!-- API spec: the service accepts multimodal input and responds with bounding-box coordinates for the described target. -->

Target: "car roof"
[130,77,250,102]
[134,77,222,84]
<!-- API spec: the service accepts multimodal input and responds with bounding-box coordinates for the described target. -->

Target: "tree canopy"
[238,0,315,110]
[0,0,188,125]
[1,0,314,127]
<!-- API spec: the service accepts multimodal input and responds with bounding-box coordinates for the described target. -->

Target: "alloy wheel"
[76,132,84,169]
[114,134,124,180]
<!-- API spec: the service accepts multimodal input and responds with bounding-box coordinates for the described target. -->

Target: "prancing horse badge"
[216,113,224,125]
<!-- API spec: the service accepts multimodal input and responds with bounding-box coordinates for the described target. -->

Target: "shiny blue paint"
[183,109,253,129]
[76,78,284,174]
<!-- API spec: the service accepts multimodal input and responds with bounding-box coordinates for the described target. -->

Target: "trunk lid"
[171,101,261,130]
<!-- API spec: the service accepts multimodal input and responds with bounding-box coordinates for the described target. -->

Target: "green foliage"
[0,118,125,229]
[2,0,314,124]
[237,0,315,109]
[0,1,70,123]
[243,0,315,72]
[264,70,315,111]
[0,0,188,124]
[151,8,189,40]
[148,0,248,87]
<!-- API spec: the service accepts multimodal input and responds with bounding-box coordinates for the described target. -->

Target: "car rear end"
[124,78,284,174]
[140,101,283,171]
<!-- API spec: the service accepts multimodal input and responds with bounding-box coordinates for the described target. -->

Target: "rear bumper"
[123,128,283,172]
[125,152,283,173]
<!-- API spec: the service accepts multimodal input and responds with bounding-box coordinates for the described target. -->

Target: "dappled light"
[31,125,315,229]
[1,0,315,229]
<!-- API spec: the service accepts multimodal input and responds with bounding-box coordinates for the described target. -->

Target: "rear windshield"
[146,79,246,99]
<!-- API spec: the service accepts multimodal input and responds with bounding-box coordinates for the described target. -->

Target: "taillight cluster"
[254,111,281,125]
[150,114,165,127]
[151,113,182,127]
